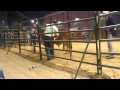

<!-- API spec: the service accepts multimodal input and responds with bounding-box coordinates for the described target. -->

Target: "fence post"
[67,11,72,59]
[94,11,102,75]
[37,19,42,60]
[18,23,21,53]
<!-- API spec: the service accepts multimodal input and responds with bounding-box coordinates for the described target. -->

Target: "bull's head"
[54,41,62,47]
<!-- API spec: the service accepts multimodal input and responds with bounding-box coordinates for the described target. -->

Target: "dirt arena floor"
[1,42,120,79]
[0,49,90,79]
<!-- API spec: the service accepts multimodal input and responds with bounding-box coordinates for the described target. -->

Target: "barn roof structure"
[0,11,55,26]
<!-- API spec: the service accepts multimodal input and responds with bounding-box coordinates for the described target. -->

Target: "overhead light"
[75,18,80,21]
[102,11,109,14]
[31,20,34,23]
[58,21,62,23]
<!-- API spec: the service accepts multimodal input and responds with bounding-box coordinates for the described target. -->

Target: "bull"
[54,26,72,54]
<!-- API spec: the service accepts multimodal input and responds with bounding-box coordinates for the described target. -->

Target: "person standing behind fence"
[26,30,31,43]
[0,32,2,47]
[0,32,5,47]
[0,69,5,79]
[44,20,59,60]
[102,11,118,59]
[31,24,38,53]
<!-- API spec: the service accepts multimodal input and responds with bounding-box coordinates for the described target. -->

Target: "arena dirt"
[1,42,120,79]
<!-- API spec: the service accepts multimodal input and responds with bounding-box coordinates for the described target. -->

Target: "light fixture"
[58,21,62,23]
[31,20,34,23]
[75,18,80,21]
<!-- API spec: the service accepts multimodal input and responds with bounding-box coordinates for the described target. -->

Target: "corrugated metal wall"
[44,11,95,29]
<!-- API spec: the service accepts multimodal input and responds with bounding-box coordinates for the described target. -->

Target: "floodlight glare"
[31,20,34,23]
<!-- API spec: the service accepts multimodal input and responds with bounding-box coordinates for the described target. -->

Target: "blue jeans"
[0,69,5,79]
[107,33,114,56]
[44,36,54,59]
[31,36,37,52]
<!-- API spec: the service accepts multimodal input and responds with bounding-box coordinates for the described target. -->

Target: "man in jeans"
[31,24,38,53]
[44,20,59,60]
[102,11,118,59]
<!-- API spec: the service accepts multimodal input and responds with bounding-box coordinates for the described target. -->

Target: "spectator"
[102,11,118,59]
[31,24,38,53]
[0,69,5,79]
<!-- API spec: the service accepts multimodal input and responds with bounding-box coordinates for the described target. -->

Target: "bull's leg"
[65,50,67,54]
[70,43,73,59]
[65,43,69,54]
[63,43,67,54]
[67,44,70,54]
[66,43,72,54]
[63,43,65,49]
[65,48,67,54]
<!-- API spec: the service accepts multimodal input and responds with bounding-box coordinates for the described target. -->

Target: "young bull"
[55,27,72,54]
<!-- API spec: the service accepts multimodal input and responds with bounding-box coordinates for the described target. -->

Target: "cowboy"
[44,20,59,60]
